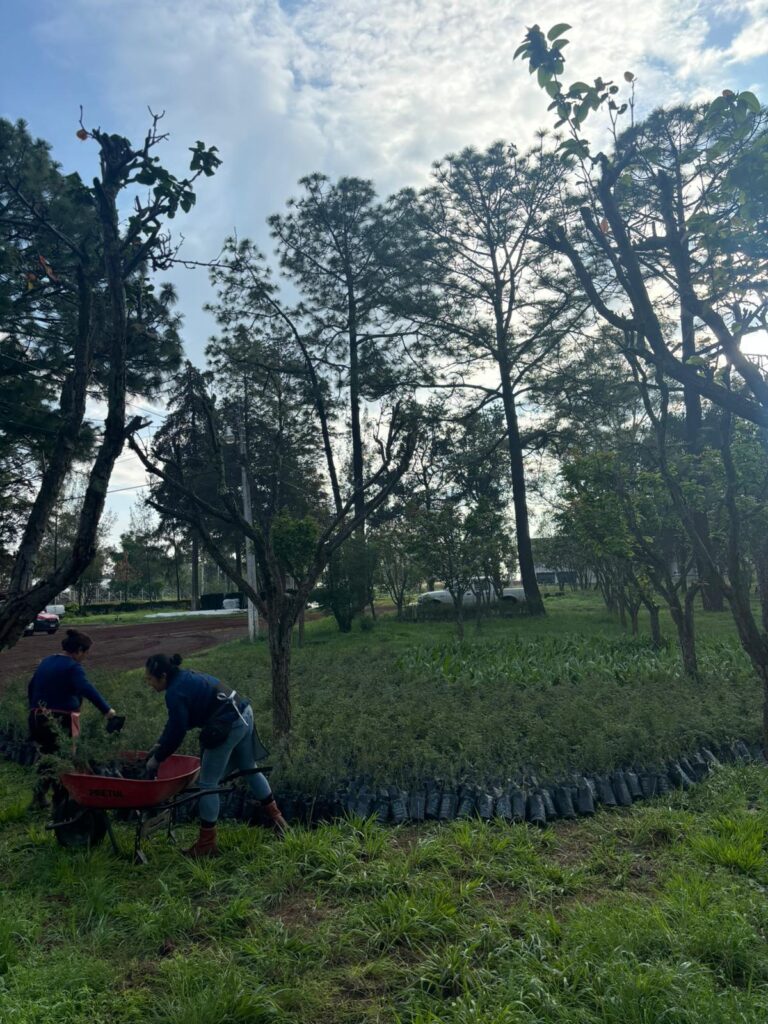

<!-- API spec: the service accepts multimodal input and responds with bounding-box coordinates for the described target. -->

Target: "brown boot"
[183,824,220,858]
[262,797,288,836]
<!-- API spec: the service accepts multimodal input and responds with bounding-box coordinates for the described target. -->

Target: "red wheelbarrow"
[46,751,268,864]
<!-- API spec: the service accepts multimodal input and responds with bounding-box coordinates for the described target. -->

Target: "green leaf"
[575,98,591,126]
[707,95,729,117]
[547,22,571,40]
[513,43,529,60]
[739,90,761,113]
[537,66,553,88]
[544,80,561,98]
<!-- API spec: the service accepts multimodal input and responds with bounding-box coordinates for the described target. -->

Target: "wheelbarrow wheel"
[52,796,108,849]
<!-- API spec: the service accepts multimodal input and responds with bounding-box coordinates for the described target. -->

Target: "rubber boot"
[183,824,220,858]
[262,797,288,836]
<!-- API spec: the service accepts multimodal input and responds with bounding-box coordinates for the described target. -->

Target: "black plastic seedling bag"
[668,762,693,790]
[425,782,442,820]
[476,790,494,820]
[686,753,708,782]
[541,788,558,820]
[510,789,526,823]
[408,789,426,822]
[639,773,657,799]
[342,789,357,817]
[583,776,598,800]
[701,747,721,768]
[457,787,476,819]
[595,776,617,807]
[373,788,390,824]
[329,792,346,820]
[733,739,752,761]
[355,785,374,819]
[389,786,408,824]
[494,789,512,821]
[526,792,546,827]
[624,771,643,800]
[553,785,577,820]
[611,771,633,807]
[575,781,595,816]
[439,790,458,821]
[656,772,672,796]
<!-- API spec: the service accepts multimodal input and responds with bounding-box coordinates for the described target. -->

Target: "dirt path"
[0,614,248,689]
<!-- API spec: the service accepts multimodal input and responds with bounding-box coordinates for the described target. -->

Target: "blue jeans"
[197,704,271,823]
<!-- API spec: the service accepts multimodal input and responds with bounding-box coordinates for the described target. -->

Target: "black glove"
[106,715,126,734]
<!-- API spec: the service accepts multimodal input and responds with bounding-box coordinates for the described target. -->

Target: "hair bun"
[171,653,183,666]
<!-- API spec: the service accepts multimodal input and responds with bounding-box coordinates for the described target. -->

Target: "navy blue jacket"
[27,654,112,715]
[154,669,225,762]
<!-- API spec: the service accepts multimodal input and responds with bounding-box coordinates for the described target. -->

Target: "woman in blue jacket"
[144,652,287,857]
[28,628,122,805]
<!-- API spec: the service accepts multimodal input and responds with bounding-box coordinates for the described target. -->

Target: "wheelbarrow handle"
[154,767,273,811]
[220,765,272,785]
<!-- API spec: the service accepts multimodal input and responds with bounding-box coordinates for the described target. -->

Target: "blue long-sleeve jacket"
[153,669,224,762]
[27,654,112,715]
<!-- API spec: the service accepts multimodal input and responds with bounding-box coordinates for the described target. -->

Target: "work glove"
[143,755,160,780]
[106,715,126,734]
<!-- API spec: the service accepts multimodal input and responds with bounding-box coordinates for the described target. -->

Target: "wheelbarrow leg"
[167,806,177,845]
[104,813,122,857]
[133,812,149,866]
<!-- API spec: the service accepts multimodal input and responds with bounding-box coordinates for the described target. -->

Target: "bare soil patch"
[0,614,247,690]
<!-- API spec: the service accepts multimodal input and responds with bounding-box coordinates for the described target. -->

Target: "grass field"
[3,759,768,1022]
[0,594,762,794]
[2,594,768,1021]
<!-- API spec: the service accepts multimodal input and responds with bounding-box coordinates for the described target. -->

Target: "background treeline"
[1,28,767,743]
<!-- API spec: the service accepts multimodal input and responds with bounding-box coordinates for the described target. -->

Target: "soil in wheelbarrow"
[0,614,248,692]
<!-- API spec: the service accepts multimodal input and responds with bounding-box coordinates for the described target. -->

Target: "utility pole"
[239,421,259,641]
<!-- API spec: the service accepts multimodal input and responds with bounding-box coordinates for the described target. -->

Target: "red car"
[23,611,60,636]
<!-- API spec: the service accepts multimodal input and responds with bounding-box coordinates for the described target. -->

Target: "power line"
[127,400,168,419]
[58,483,151,504]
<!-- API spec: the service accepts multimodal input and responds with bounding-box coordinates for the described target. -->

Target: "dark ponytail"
[61,629,92,654]
[145,652,183,681]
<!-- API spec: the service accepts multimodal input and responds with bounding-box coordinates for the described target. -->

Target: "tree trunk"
[676,181,724,615]
[694,512,725,612]
[497,364,545,615]
[348,297,368,616]
[754,543,768,635]
[297,604,305,648]
[645,602,662,649]
[669,598,699,681]
[629,604,639,636]
[453,597,465,640]
[268,616,293,739]
[190,534,200,610]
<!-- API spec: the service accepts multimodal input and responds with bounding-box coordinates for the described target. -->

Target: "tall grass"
[3,760,768,1022]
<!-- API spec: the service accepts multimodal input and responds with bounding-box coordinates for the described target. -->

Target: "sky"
[1,0,767,539]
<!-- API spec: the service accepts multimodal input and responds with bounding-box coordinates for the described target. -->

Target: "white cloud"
[25,0,768,537]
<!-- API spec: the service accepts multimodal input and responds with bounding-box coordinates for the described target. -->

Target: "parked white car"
[45,604,66,617]
[417,585,526,606]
